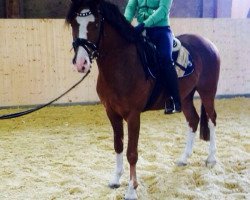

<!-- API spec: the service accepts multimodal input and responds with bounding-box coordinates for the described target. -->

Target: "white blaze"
[76,10,95,39]
[75,9,95,73]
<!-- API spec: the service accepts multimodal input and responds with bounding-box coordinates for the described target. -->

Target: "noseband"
[72,10,104,63]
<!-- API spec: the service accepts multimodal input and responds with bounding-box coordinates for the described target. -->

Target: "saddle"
[136,36,195,111]
[172,38,194,78]
[137,36,194,80]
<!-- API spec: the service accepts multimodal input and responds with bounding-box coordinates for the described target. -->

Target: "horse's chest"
[97,85,130,115]
[98,90,124,107]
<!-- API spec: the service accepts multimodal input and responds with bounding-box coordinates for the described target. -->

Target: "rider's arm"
[124,0,138,22]
[144,0,172,27]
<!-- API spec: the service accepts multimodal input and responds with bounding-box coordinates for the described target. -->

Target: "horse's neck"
[97,23,144,86]
[99,23,131,58]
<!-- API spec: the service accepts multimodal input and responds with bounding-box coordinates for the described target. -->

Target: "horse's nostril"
[84,60,88,65]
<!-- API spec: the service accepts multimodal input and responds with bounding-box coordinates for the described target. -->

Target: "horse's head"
[66,0,103,73]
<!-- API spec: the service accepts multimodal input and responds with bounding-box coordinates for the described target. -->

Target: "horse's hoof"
[108,183,120,189]
[125,181,138,200]
[125,196,137,200]
[125,195,137,200]
[176,160,187,166]
[205,160,216,168]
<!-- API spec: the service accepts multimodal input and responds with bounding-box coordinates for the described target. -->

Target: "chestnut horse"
[66,0,220,199]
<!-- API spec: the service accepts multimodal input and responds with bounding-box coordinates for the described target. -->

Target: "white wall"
[231,0,250,18]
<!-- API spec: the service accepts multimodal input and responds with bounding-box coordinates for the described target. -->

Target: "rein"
[72,10,104,63]
[0,70,90,120]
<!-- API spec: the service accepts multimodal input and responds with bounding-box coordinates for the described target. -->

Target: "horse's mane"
[66,0,137,43]
[100,1,137,42]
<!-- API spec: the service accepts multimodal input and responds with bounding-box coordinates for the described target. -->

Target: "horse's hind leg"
[177,90,199,166]
[106,109,124,188]
[199,93,217,167]
[206,118,217,167]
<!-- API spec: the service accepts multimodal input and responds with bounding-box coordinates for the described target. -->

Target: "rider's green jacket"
[124,0,173,27]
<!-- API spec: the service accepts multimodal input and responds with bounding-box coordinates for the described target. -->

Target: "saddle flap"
[136,36,160,79]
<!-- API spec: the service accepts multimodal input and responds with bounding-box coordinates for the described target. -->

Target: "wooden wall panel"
[171,18,250,96]
[0,19,249,107]
[0,19,99,107]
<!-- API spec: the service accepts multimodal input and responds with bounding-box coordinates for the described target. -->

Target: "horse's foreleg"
[109,153,124,188]
[107,110,124,188]
[206,119,217,167]
[125,112,140,200]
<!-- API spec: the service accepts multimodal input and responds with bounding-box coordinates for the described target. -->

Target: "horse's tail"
[200,104,210,141]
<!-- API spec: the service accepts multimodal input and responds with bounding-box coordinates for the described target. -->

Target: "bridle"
[72,9,104,63]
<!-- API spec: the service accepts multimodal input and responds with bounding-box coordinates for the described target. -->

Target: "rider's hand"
[134,23,145,35]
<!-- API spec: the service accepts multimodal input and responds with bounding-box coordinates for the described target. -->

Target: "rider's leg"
[160,58,181,113]
[147,27,181,113]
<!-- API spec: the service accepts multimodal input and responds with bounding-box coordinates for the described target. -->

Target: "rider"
[124,0,181,114]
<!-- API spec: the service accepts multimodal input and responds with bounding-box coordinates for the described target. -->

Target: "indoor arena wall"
[0,19,249,107]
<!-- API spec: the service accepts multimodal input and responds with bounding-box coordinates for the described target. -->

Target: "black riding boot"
[165,97,175,114]
[160,60,182,114]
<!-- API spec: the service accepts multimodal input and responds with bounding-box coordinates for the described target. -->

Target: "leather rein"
[0,71,90,120]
